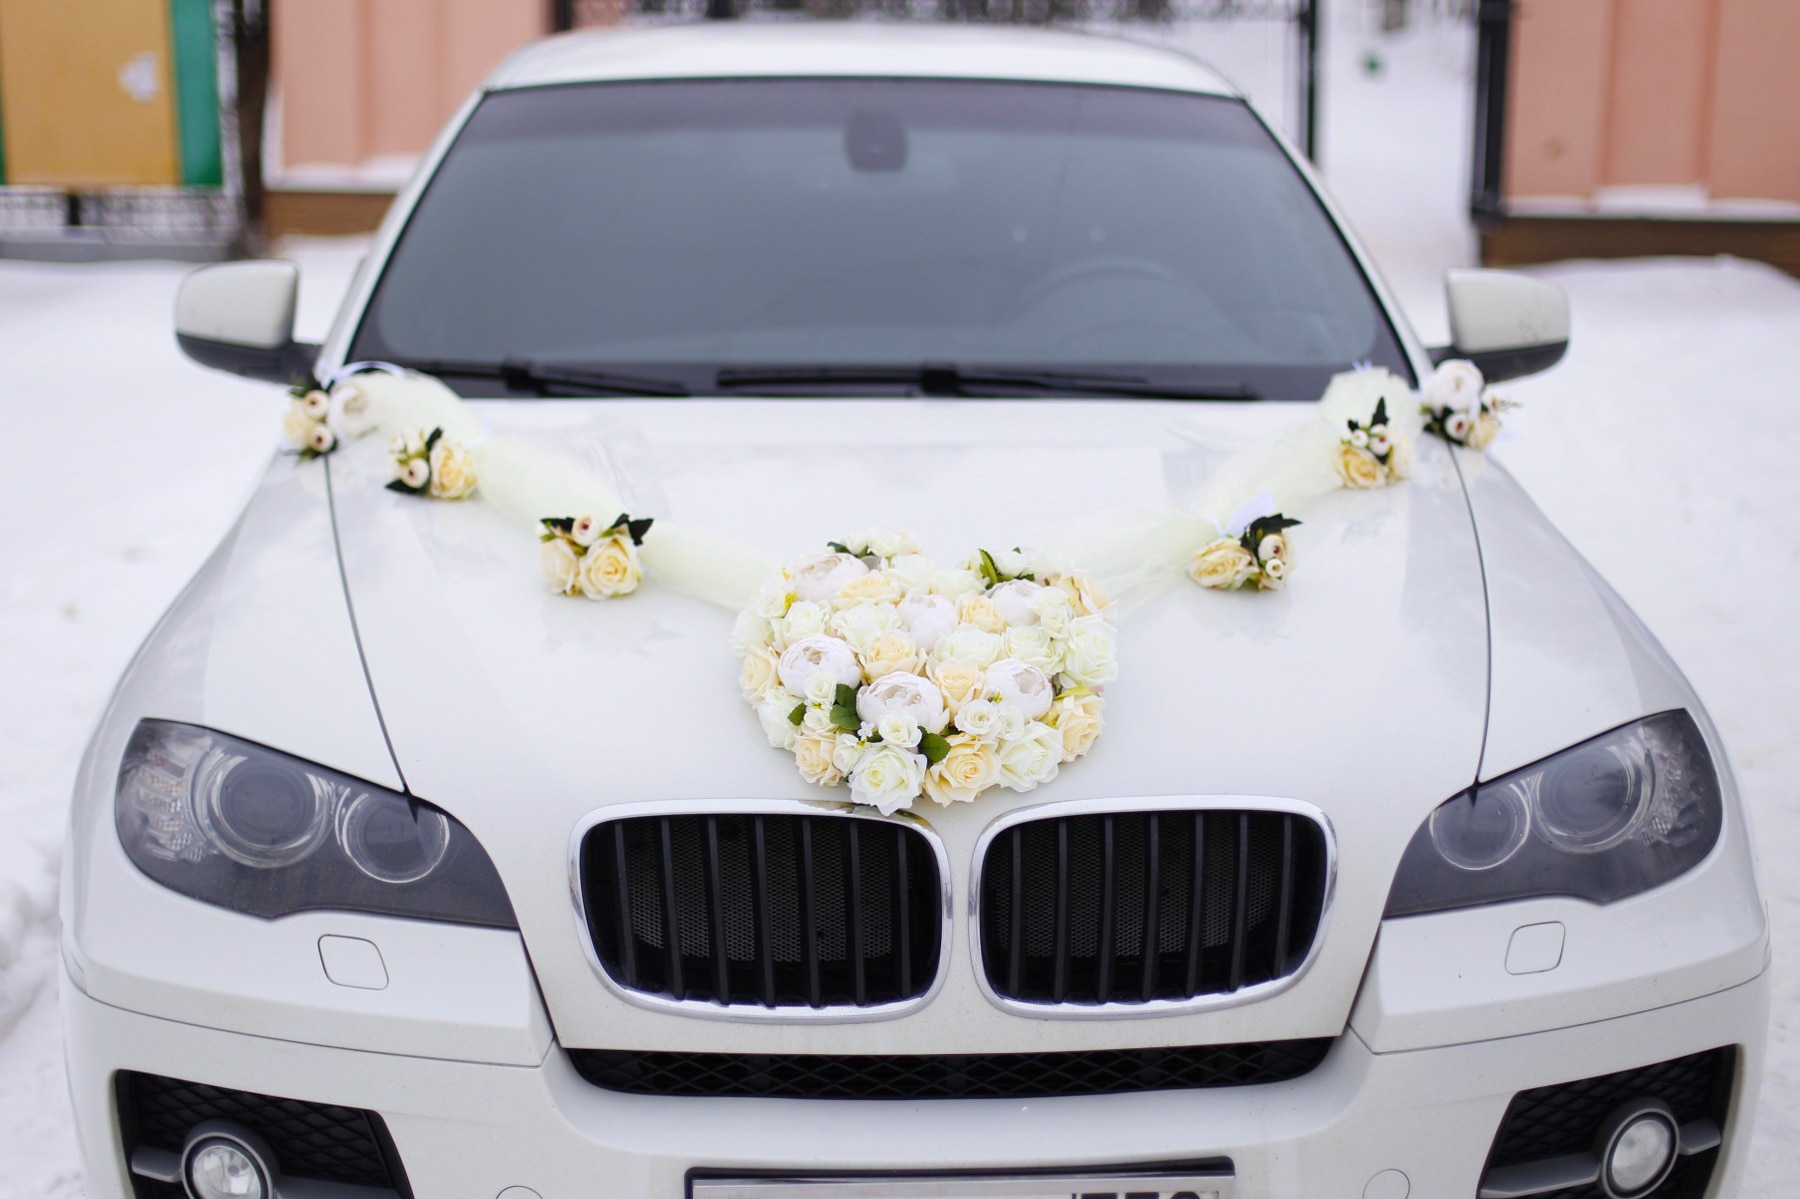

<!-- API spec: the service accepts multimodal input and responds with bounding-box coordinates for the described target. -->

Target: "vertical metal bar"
[1095,815,1117,1003]
[549,0,576,32]
[1006,828,1026,996]
[1052,820,1071,1003]
[702,816,730,1003]
[1471,0,1514,222]
[1273,814,1296,979]
[1228,813,1251,992]
[1184,812,1206,997]
[1139,814,1162,1002]
[1298,0,1321,162]
[798,818,821,1007]
[609,823,637,990]
[750,816,775,1007]
[892,824,913,997]
[845,820,866,1006]
[656,817,684,999]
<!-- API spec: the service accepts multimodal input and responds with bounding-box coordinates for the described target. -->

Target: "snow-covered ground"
[2,9,1795,1195]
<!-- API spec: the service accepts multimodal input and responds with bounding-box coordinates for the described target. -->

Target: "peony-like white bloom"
[1445,411,1473,442]
[306,423,338,455]
[1026,586,1075,636]
[792,552,869,602]
[875,712,923,749]
[1059,615,1118,688]
[757,694,801,750]
[301,389,332,419]
[987,578,1044,626]
[897,593,958,652]
[773,600,828,650]
[981,658,1055,720]
[933,624,1004,668]
[999,625,1063,677]
[1425,359,1485,412]
[856,671,949,734]
[399,457,430,490]
[1350,427,1370,449]
[830,601,901,654]
[778,634,863,697]
[327,383,376,438]
[540,538,580,594]
[848,742,927,815]
[1369,432,1392,456]
[997,721,1063,792]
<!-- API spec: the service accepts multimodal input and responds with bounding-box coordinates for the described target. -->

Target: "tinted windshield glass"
[351,79,1409,399]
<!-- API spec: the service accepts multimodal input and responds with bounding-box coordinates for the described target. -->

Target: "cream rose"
[792,552,868,602]
[982,658,1055,720]
[999,626,1062,676]
[1056,571,1112,617]
[1190,538,1257,590]
[1467,410,1503,450]
[997,721,1063,792]
[833,569,902,609]
[540,537,580,594]
[793,732,844,786]
[855,671,949,734]
[427,438,478,499]
[922,735,1001,806]
[1334,443,1386,489]
[1049,692,1105,761]
[987,579,1044,626]
[897,593,958,652]
[928,658,985,714]
[956,592,1008,635]
[281,403,317,451]
[1387,430,1415,479]
[739,646,781,700]
[1058,615,1118,688]
[579,535,643,599]
[848,743,927,815]
[933,624,1003,668]
[1424,359,1485,411]
[859,630,925,681]
[778,634,864,697]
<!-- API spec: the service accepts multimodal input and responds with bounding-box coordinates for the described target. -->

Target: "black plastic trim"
[1428,339,1568,383]
[177,332,320,385]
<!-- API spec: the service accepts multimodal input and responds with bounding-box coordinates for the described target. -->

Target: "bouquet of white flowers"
[1420,359,1518,450]
[735,533,1116,815]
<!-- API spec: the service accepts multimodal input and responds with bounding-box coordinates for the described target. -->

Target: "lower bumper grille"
[117,1071,409,1198]
[569,1039,1332,1100]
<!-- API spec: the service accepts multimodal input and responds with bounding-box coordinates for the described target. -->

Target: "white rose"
[753,581,794,619]
[570,515,605,548]
[792,552,869,602]
[992,703,1026,743]
[876,712,922,749]
[855,671,949,734]
[885,553,936,593]
[281,403,318,451]
[1350,427,1369,449]
[328,383,376,438]
[1425,359,1485,412]
[1026,586,1075,636]
[990,548,1029,578]
[831,733,866,775]
[732,608,773,658]
[898,593,958,652]
[987,579,1044,626]
[954,698,1003,739]
[981,658,1054,720]
[859,530,904,559]
[777,634,863,697]
[848,743,927,816]
[933,624,1003,668]
[803,671,840,706]
[540,538,580,594]
[829,602,901,653]
[999,626,1063,676]
[757,694,801,750]
[802,705,836,734]
[997,721,1063,792]
[773,600,828,650]
[307,423,338,455]
[1058,615,1118,688]
[928,568,986,600]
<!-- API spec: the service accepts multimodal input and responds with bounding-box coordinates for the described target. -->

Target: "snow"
[1,9,1794,1194]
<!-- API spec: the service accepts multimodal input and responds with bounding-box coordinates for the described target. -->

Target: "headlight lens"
[1385,710,1722,918]
[115,720,515,926]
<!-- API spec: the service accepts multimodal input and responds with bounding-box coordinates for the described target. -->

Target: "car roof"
[485,22,1241,98]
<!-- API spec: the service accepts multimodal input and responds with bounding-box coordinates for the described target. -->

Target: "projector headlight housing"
[115,719,514,927]
[1385,710,1722,918]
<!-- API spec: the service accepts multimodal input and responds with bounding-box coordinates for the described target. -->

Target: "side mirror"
[175,260,320,385]
[1436,268,1570,383]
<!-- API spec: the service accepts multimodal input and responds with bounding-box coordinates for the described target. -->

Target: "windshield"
[349,78,1410,399]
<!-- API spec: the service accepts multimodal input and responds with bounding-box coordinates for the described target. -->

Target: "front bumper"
[64,961,1767,1199]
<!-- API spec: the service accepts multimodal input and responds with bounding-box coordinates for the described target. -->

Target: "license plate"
[692,1170,1234,1199]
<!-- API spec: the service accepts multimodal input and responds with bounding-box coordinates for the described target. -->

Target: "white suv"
[63,22,1766,1199]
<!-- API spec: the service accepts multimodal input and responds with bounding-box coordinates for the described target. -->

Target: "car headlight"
[1384,710,1722,918]
[115,719,515,927]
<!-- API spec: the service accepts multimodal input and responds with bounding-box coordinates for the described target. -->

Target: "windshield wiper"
[714,364,1257,401]
[390,356,689,397]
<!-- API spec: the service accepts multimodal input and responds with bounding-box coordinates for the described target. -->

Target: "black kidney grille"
[980,809,1328,1006]
[581,813,941,1008]
[116,1072,407,1197]
[569,1039,1331,1100]
[1481,1048,1733,1199]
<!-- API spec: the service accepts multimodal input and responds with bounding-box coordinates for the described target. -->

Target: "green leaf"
[625,516,654,545]
[1372,396,1390,428]
[385,479,417,495]
[830,704,861,733]
[835,683,859,711]
[977,548,1001,588]
[920,732,951,766]
[826,541,852,555]
[424,427,444,453]
[787,703,806,727]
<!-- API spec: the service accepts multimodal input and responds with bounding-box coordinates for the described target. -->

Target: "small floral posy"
[1335,395,1415,489]
[1190,513,1300,592]
[387,427,478,500]
[540,513,652,599]
[1419,359,1518,450]
[734,533,1115,816]
[281,378,377,459]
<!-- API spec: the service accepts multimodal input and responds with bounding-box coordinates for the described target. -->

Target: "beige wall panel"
[366,0,445,157]
[1505,0,1617,199]
[1603,0,1715,185]
[273,0,366,169]
[0,0,180,186]
[1706,0,1800,202]
[442,0,546,112]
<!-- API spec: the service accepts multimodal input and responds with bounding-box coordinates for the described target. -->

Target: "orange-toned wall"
[1504,0,1800,205]
[272,0,546,174]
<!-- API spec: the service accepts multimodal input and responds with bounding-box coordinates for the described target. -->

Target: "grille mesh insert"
[569,1040,1332,1100]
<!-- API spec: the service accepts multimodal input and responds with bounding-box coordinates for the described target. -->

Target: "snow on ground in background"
[2,12,1795,1195]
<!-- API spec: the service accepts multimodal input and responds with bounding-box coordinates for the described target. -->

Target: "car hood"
[327,398,1489,1052]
